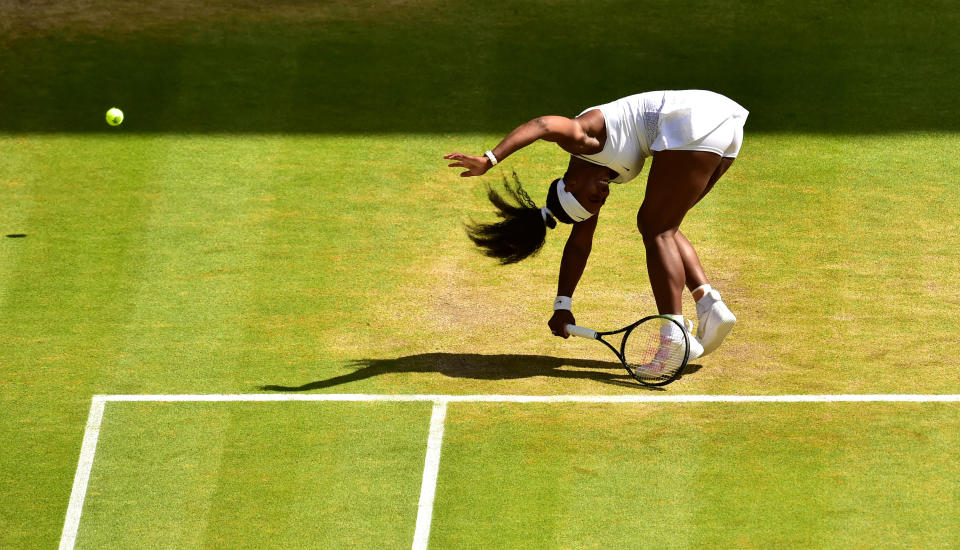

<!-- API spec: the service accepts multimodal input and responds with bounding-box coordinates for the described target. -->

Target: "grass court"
[2,1,959,548]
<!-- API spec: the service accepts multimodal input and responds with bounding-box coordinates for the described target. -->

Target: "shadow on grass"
[3,2,959,133]
[259,353,704,392]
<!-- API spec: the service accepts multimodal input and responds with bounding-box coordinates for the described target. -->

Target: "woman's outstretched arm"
[444,116,597,177]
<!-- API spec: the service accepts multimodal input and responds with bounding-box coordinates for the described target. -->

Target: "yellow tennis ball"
[106,108,124,126]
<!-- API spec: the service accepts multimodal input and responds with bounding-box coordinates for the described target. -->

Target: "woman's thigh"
[638,150,722,235]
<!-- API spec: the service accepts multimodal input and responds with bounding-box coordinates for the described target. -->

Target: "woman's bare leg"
[674,157,736,300]
[637,151,723,314]
[675,230,708,293]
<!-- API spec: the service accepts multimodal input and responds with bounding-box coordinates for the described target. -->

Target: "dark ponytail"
[466,173,556,265]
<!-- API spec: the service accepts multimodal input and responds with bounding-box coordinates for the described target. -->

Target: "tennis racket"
[565,315,690,386]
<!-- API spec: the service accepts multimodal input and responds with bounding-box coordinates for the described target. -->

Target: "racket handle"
[565,324,598,339]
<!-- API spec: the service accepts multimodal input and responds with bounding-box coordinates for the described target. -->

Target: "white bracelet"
[553,296,572,311]
[484,150,498,166]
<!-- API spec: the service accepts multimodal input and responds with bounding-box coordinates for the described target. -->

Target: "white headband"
[557,178,593,222]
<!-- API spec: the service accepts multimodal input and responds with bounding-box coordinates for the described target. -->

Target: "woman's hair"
[465,173,558,265]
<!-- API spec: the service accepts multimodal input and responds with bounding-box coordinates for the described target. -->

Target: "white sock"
[692,284,713,302]
[696,287,720,318]
[661,314,685,340]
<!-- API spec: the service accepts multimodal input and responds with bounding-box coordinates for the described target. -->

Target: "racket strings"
[624,323,687,382]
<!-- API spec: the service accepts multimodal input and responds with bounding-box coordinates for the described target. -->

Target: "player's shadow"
[259,353,703,392]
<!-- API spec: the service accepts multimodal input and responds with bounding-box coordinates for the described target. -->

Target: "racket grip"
[565,324,598,339]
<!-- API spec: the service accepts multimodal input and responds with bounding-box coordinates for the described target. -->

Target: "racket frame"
[565,314,690,387]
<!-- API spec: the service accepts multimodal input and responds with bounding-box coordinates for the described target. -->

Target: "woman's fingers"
[445,152,466,168]
[444,152,484,177]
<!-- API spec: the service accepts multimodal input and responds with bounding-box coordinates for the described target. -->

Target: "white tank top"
[575,90,748,183]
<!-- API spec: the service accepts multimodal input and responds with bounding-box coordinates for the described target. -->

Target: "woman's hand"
[444,152,492,177]
[548,309,575,338]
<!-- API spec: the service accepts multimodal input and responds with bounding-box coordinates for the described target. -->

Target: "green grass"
[76,402,430,549]
[3,0,960,133]
[2,0,960,548]
[44,399,960,549]
[3,131,959,548]
[434,402,960,548]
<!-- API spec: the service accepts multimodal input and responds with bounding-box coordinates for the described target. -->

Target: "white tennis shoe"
[639,319,703,378]
[684,319,704,360]
[696,289,737,356]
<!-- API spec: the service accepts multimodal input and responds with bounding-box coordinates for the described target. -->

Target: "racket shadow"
[259,353,704,392]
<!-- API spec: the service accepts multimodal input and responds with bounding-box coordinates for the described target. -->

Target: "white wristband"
[553,296,572,311]
[484,150,498,166]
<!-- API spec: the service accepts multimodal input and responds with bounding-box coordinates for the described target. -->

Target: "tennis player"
[444,90,745,360]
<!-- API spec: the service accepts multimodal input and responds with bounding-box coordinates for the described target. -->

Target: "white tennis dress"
[575,90,749,183]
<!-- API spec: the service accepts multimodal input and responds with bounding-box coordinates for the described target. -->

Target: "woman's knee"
[636,208,677,243]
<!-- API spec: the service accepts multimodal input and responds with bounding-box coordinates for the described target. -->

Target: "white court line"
[59,396,106,550]
[412,400,447,550]
[95,393,960,403]
[60,393,960,550]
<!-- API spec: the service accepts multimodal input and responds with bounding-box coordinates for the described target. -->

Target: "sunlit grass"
[2,131,959,548]
[434,402,960,548]
[2,132,958,395]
